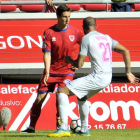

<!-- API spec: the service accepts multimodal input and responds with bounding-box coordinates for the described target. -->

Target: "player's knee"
[35,93,47,104]
[35,97,42,104]
[57,86,71,96]
[57,87,65,94]
[57,89,61,94]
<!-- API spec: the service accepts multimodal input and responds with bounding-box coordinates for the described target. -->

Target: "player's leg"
[77,73,112,136]
[21,75,55,133]
[55,75,74,129]
[47,75,91,137]
[60,74,99,136]
[58,87,74,130]
[77,97,90,136]
[50,83,61,129]
[21,92,48,133]
[48,75,89,137]
[30,93,48,129]
[56,98,61,129]
[47,86,74,137]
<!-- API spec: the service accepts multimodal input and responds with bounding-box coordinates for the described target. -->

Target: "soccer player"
[21,4,84,133]
[47,17,140,137]
[0,107,11,129]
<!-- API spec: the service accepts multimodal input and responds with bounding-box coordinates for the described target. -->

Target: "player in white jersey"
[47,17,139,137]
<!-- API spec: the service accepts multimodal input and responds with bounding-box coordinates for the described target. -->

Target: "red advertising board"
[0,19,140,64]
[1,83,140,131]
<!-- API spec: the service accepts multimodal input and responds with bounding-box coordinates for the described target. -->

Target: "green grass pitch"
[0,129,140,140]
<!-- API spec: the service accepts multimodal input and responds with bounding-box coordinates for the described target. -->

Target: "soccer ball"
[70,118,81,133]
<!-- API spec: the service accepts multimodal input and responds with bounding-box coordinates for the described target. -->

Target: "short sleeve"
[42,29,51,53]
[79,37,89,56]
[110,37,118,50]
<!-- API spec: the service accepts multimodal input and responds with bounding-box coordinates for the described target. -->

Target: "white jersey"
[80,31,118,74]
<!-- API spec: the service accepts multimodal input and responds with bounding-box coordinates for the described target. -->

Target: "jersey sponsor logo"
[69,35,75,42]
[52,37,56,41]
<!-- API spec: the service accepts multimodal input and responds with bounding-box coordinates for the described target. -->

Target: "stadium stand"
[0,0,140,12]
[67,4,81,11]
[0,0,17,12]
[19,5,44,12]
[81,4,111,11]
[133,3,140,11]
[18,4,81,12]
[14,0,44,12]
[0,5,17,12]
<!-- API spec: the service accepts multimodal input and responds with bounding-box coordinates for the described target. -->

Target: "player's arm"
[114,43,139,85]
[114,43,130,73]
[76,54,86,68]
[65,54,86,69]
[43,52,51,86]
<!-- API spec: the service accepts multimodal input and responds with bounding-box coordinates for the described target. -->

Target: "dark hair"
[56,4,71,17]
[83,17,96,29]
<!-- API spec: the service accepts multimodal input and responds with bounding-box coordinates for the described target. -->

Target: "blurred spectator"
[111,0,132,12]
[42,0,56,13]
[46,0,53,6]
[0,107,11,129]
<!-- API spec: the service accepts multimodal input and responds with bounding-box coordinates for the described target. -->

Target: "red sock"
[30,102,42,129]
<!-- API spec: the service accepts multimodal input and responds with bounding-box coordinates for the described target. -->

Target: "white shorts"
[66,73,112,99]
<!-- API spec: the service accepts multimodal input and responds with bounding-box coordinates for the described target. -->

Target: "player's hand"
[65,56,73,64]
[126,73,139,85]
[46,0,53,6]
[71,66,78,70]
[44,74,49,86]
[45,5,56,13]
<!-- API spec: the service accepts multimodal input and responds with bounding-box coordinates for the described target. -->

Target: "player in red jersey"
[21,4,84,133]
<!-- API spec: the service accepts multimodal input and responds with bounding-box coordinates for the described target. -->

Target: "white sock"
[58,93,69,130]
[78,100,89,132]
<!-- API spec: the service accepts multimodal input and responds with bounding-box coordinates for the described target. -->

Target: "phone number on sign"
[94,124,126,129]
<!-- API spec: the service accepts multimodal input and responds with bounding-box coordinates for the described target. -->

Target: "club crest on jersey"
[69,35,75,42]
[52,37,56,41]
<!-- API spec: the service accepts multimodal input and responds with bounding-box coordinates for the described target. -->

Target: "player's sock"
[78,100,89,132]
[57,117,61,129]
[56,99,61,128]
[58,93,69,130]
[56,98,59,117]
[30,102,42,129]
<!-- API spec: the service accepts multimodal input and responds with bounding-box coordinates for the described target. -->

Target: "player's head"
[56,4,71,17]
[83,17,97,35]
[56,4,71,29]
[0,107,11,128]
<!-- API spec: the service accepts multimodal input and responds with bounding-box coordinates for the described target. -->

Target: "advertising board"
[1,83,140,131]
